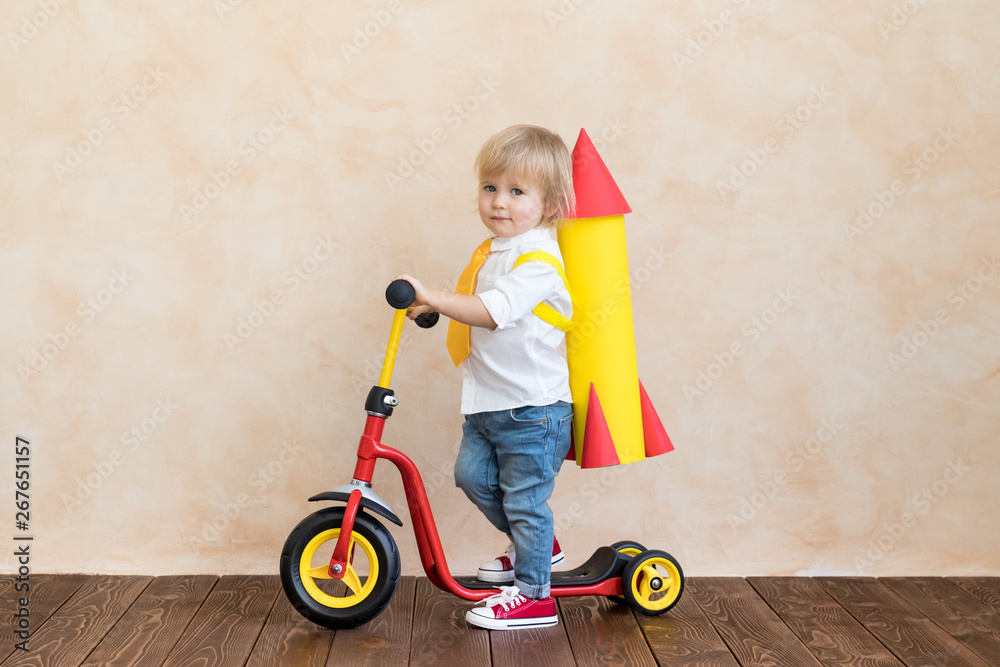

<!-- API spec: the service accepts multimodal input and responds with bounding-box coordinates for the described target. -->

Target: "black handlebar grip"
[385,280,415,309]
[415,312,439,329]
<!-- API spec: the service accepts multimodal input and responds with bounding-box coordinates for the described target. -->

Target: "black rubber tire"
[621,549,684,616]
[606,541,647,605]
[280,507,400,629]
[610,540,647,554]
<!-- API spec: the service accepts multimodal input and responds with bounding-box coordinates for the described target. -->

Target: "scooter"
[279,280,684,629]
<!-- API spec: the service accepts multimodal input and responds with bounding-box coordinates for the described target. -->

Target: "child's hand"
[393,274,436,319]
[392,274,495,329]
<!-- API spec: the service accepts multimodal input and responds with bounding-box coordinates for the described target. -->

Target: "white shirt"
[461,226,573,414]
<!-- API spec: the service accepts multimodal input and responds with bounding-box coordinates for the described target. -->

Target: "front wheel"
[621,549,684,615]
[280,507,400,629]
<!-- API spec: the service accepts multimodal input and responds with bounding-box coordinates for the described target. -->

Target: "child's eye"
[484,185,496,192]
[511,188,523,196]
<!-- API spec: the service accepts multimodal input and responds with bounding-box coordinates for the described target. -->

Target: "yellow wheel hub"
[630,556,681,611]
[299,528,379,608]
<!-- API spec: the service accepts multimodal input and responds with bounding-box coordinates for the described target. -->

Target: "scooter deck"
[455,546,629,590]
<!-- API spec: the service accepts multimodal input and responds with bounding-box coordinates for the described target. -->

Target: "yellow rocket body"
[556,129,673,468]
[558,215,645,465]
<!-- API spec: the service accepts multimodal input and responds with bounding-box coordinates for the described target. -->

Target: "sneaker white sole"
[477,569,516,583]
[477,552,567,582]
[465,611,558,630]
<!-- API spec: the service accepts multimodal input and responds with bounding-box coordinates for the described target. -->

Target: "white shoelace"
[483,585,525,611]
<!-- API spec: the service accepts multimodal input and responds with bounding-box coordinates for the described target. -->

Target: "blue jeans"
[454,401,573,599]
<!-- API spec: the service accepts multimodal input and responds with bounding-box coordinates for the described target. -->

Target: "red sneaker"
[477,537,565,583]
[466,586,558,630]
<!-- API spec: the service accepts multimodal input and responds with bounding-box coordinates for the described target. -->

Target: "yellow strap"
[446,238,494,367]
[513,251,575,331]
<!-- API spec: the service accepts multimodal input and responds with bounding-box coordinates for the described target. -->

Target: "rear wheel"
[280,507,400,629]
[606,541,646,605]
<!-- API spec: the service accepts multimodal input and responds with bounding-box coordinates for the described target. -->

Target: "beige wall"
[3,0,998,577]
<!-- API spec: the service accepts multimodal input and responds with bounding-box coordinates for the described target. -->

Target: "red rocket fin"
[571,129,632,218]
[639,380,674,457]
[566,430,576,462]
[581,383,621,469]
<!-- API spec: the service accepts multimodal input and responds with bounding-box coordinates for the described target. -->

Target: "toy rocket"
[558,129,674,468]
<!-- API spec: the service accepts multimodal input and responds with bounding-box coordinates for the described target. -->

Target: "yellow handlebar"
[378,308,408,388]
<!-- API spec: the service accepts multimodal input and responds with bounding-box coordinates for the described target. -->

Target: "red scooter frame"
[279,280,683,629]
[344,411,622,601]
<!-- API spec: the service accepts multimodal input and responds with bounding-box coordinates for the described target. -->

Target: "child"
[395,125,575,630]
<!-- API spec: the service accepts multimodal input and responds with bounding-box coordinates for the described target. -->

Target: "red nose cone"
[571,128,632,219]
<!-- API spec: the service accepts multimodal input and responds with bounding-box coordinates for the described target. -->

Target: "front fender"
[309,484,403,527]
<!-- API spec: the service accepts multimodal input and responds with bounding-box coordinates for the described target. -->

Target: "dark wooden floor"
[2,575,999,666]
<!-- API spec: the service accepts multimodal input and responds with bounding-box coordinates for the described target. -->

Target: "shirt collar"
[489,226,553,251]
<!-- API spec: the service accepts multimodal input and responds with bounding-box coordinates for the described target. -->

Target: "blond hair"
[474,125,575,228]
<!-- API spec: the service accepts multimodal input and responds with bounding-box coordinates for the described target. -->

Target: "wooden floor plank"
[949,578,1000,616]
[160,574,280,667]
[0,572,89,662]
[818,577,990,667]
[748,577,904,667]
[324,576,414,666]
[12,575,1000,665]
[0,575,152,667]
[79,575,218,667]
[491,596,575,667]
[245,587,334,667]
[881,578,1000,666]
[559,595,657,667]
[1,575,20,662]
[633,587,742,667]
[407,578,489,667]
[687,577,823,667]
[1,574,90,664]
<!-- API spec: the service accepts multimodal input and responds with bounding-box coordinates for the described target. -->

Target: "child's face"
[478,172,551,238]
